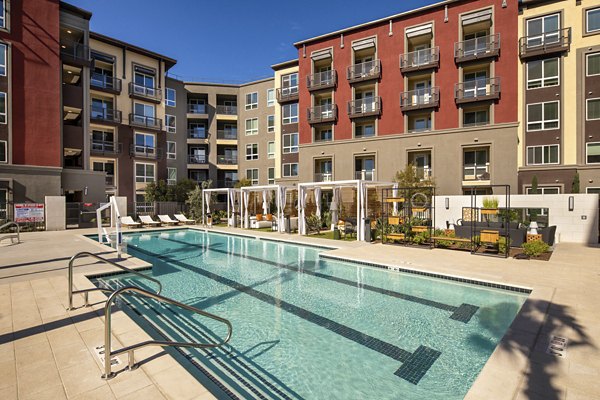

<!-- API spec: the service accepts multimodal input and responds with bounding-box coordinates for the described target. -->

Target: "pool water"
[93,229,528,400]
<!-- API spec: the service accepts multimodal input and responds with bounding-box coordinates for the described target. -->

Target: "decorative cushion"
[256,214,263,221]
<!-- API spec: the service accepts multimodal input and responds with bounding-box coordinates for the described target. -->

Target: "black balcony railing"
[128,82,162,102]
[217,130,238,140]
[129,113,163,130]
[60,39,91,64]
[307,104,337,124]
[90,72,122,92]
[307,70,337,91]
[399,47,439,73]
[454,77,501,104]
[216,105,237,115]
[276,86,299,103]
[90,106,122,124]
[130,144,162,159]
[400,87,440,111]
[347,59,381,83]
[187,128,208,139]
[187,103,207,114]
[347,97,381,118]
[519,28,571,59]
[90,140,122,155]
[454,34,500,62]
[215,180,239,188]
[217,155,238,165]
[188,155,208,164]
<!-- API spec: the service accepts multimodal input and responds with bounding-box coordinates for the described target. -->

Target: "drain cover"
[545,335,568,358]
[94,344,122,366]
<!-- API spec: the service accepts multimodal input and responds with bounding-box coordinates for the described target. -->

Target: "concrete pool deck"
[0,226,598,399]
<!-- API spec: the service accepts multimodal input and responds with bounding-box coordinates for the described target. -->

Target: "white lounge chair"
[121,216,141,228]
[158,215,179,225]
[139,215,161,227]
[174,214,195,224]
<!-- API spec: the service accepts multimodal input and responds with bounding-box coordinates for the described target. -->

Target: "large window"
[527,101,559,131]
[0,43,6,76]
[165,88,176,107]
[135,162,155,183]
[245,92,258,110]
[0,140,6,163]
[587,142,600,164]
[0,0,5,29]
[188,98,206,114]
[133,71,155,92]
[246,143,258,160]
[587,98,600,120]
[526,14,560,47]
[246,169,259,185]
[587,53,600,76]
[167,141,176,159]
[586,8,600,33]
[165,115,176,133]
[267,89,275,107]
[355,122,375,138]
[134,132,155,154]
[267,115,275,132]
[315,128,332,142]
[91,129,115,152]
[92,160,116,187]
[188,122,206,139]
[267,141,275,159]
[167,168,177,186]
[283,163,298,177]
[464,109,489,127]
[463,148,489,180]
[526,186,560,195]
[527,58,559,89]
[527,145,559,165]
[268,168,275,184]
[245,118,258,135]
[133,102,155,126]
[282,73,299,95]
[282,103,298,124]
[0,92,6,124]
[283,133,298,153]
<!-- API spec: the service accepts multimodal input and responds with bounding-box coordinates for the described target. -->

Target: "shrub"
[305,213,322,234]
[498,236,511,254]
[523,240,550,257]
[411,231,430,245]
[434,230,455,248]
[483,197,499,209]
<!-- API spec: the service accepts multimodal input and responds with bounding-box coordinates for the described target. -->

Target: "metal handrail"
[102,285,233,379]
[0,221,20,244]
[67,251,162,310]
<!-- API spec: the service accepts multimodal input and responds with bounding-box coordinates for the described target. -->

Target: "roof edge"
[60,1,92,20]
[271,59,299,70]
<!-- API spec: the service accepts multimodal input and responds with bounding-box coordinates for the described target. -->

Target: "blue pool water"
[93,229,528,400]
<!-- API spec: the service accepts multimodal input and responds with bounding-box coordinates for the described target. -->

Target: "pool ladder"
[0,221,20,244]
[67,252,233,379]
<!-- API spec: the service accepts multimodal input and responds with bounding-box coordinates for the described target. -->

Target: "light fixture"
[61,45,66,49]
[568,196,574,212]
[529,221,539,235]
[67,70,72,74]
[67,30,72,34]
[445,197,449,210]
[84,186,88,196]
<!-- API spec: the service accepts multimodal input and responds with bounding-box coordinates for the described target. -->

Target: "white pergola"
[240,184,289,232]
[201,188,239,226]
[297,180,397,241]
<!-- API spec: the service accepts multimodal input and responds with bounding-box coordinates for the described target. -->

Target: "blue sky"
[68,0,441,83]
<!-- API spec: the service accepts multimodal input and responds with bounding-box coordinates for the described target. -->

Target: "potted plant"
[481,197,499,215]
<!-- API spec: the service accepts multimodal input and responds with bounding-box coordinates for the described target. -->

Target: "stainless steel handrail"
[67,251,162,310]
[0,221,20,244]
[102,286,233,379]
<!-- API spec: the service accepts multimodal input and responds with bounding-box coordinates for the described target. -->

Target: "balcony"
[90,106,122,125]
[399,47,439,74]
[454,78,500,104]
[104,174,116,188]
[130,144,162,160]
[216,180,239,188]
[413,166,432,181]
[216,105,238,115]
[400,87,440,112]
[217,155,238,165]
[128,82,162,103]
[519,28,571,59]
[90,72,122,94]
[187,128,208,140]
[188,154,208,164]
[307,104,337,124]
[60,40,91,66]
[90,140,122,156]
[187,103,208,116]
[307,70,337,91]
[354,170,375,181]
[217,130,238,140]
[347,60,381,83]
[454,34,500,63]
[463,165,490,182]
[276,86,299,103]
[129,114,163,131]
[347,97,381,119]
[314,172,333,182]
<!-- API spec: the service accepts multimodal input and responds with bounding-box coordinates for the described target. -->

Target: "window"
[464,109,489,127]
[526,186,560,195]
[587,53,600,76]
[245,118,258,135]
[133,102,155,126]
[268,168,275,184]
[188,98,206,114]
[92,160,116,186]
[246,143,258,160]
[267,141,275,159]
[0,0,5,29]
[0,43,6,76]
[587,98,600,120]
[527,101,559,131]
[587,142,600,164]
[526,14,560,47]
[282,103,298,124]
[282,73,299,95]
[0,92,6,124]
[315,128,332,142]
[408,115,431,133]
[91,129,115,152]
[283,163,298,177]
[527,58,559,89]
[463,149,489,180]
[0,140,5,163]
[246,169,259,185]
[267,115,275,132]
[134,132,155,154]
[165,115,176,133]
[167,141,176,160]
[267,89,275,107]
[133,71,155,91]
[165,88,176,107]
[245,92,258,110]
[586,8,600,33]
[355,123,375,138]
[135,162,155,183]
[283,133,298,153]
[587,187,600,194]
[527,145,559,165]
[167,168,177,186]
[188,122,206,139]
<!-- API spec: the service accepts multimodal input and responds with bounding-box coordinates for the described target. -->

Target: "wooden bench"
[385,233,405,242]
[431,236,471,243]
[411,226,428,233]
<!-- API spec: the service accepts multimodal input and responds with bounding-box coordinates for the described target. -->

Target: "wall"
[45,196,66,231]
[0,165,62,203]
[165,77,188,181]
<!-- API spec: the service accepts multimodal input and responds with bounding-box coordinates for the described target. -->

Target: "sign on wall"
[14,203,45,223]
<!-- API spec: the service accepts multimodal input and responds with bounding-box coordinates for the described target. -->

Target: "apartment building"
[294,0,519,195]
[518,0,600,194]
[165,77,188,185]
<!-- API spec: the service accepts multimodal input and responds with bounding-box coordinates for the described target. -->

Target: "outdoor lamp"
[445,197,449,210]
[529,221,539,235]
[568,196,574,212]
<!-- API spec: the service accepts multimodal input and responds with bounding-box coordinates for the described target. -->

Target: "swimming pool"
[92,229,528,399]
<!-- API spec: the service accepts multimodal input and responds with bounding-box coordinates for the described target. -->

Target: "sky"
[67,0,441,83]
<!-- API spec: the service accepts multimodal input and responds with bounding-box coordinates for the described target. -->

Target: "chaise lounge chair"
[158,215,179,225]
[174,214,196,224]
[121,216,141,228]
[139,215,161,227]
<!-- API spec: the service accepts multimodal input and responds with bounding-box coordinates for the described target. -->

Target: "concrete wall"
[45,196,66,231]
[0,165,62,203]
[61,169,107,202]
[434,193,599,244]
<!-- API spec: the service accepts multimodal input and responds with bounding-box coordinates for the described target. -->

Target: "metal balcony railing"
[314,172,333,182]
[187,128,208,139]
[307,104,337,124]
[276,86,299,103]
[400,87,440,111]
[90,140,122,155]
[354,170,375,181]
[216,180,239,188]
[347,59,381,83]
[188,155,208,164]
[130,144,162,159]
[347,97,381,118]
[454,34,500,62]
[187,103,207,114]
[217,155,238,165]
[217,130,238,140]
[60,39,91,63]
[128,82,162,102]
[307,70,337,91]
[90,72,122,92]
[216,105,237,115]
[454,77,500,104]
[463,165,490,181]
[399,47,439,73]
[90,106,122,124]
[129,114,163,130]
[519,27,571,59]
[413,166,432,181]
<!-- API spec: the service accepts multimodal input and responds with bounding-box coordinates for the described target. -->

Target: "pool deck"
[0,225,598,399]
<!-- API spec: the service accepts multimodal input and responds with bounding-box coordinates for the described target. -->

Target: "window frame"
[526,101,560,131]
[245,92,258,110]
[0,91,5,124]
[0,0,5,30]
[267,115,275,132]
[165,88,176,107]
[166,141,176,160]
[167,167,177,186]
[586,98,600,121]
[0,140,6,163]
[586,7,600,34]
[282,132,299,154]
[586,53,600,77]
[135,162,155,183]
[462,148,490,180]
[526,144,560,165]
[282,103,298,124]
[526,58,560,89]
[586,187,600,194]
[267,141,275,159]
[463,108,489,127]
[246,168,259,185]
[245,143,258,161]
[315,127,333,142]
[267,89,275,107]
[0,42,6,76]
[165,114,176,134]
[245,118,258,136]
[268,167,275,184]
[586,142,600,164]
[526,186,560,195]
[283,163,299,177]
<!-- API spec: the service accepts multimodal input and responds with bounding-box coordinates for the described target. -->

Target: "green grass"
[309,230,357,241]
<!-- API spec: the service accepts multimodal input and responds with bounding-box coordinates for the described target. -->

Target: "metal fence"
[128,202,189,219]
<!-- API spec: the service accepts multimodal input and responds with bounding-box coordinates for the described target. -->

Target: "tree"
[167,179,198,203]
[186,186,204,221]
[144,180,169,202]
[394,164,436,188]
[531,175,538,194]
[234,178,252,188]
[572,172,580,194]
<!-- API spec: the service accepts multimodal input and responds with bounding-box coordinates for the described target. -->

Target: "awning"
[461,8,493,26]
[311,49,333,61]
[406,23,433,38]
[352,38,376,51]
